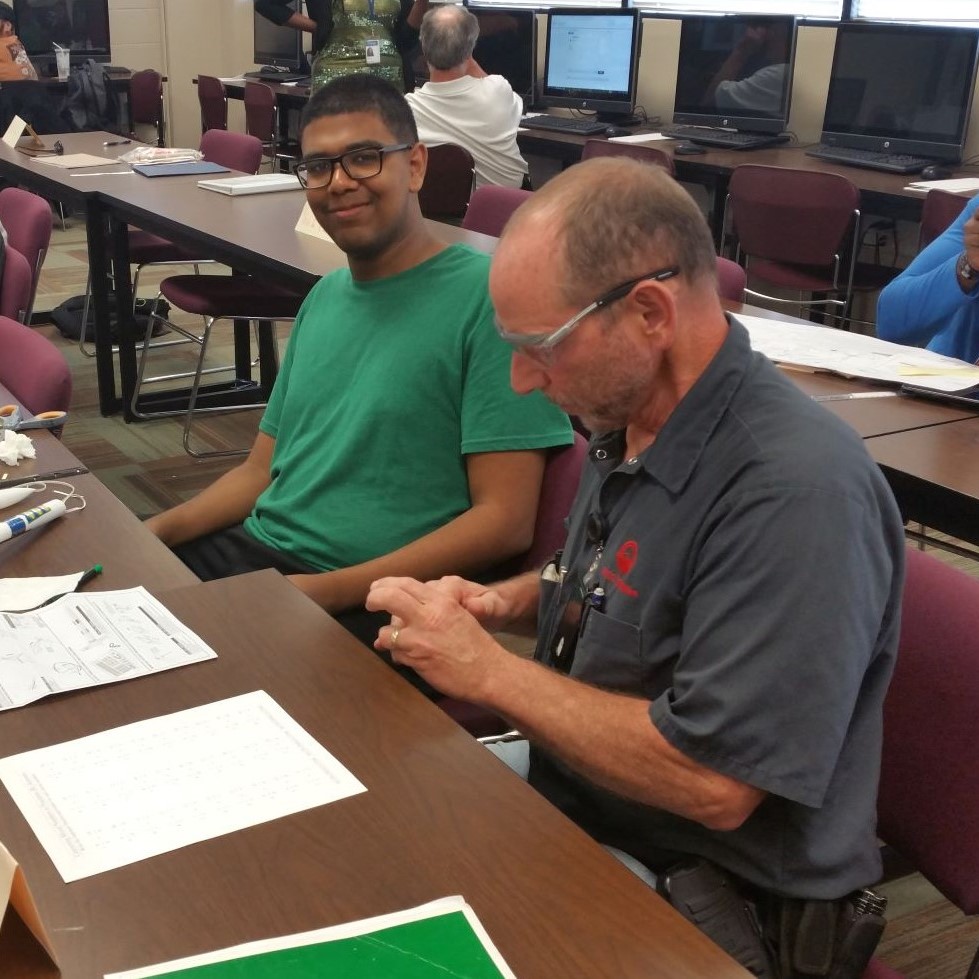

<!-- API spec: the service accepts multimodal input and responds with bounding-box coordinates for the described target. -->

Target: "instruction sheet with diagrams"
[0,587,217,710]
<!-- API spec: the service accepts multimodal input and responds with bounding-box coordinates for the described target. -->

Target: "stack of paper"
[904,176,979,195]
[198,173,302,195]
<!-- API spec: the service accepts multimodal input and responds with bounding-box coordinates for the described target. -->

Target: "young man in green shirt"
[147,74,571,654]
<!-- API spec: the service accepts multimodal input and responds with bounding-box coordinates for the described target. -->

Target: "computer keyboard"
[244,69,310,83]
[661,126,790,150]
[520,115,608,136]
[805,145,932,174]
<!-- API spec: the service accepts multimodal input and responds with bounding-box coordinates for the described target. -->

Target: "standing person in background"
[877,195,979,362]
[406,5,528,190]
[255,0,429,93]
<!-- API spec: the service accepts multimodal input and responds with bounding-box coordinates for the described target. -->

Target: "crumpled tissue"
[0,431,36,466]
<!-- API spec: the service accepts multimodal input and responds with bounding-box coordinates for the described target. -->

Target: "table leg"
[86,199,120,416]
[109,214,139,422]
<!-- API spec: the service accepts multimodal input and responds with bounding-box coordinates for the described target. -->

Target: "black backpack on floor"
[50,293,170,342]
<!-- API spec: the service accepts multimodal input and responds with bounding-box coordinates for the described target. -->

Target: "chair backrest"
[243,81,277,145]
[129,69,165,146]
[197,74,228,133]
[418,143,475,221]
[520,432,589,572]
[0,314,71,413]
[716,256,746,302]
[462,185,533,238]
[876,547,979,915]
[580,138,676,176]
[0,246,34,323]
[728,164,860,268]
[918,189,970,253]
[0,187,52,324]
[199,129,263,175]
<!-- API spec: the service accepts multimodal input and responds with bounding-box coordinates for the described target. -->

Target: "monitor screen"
[14,0,111,67]
[540,8,641,121]
[254,0,304,70]
[468,6,536,102]
[672,15,796,135]
[820,23,979,163]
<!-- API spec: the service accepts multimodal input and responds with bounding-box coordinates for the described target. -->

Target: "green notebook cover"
[142,911,508,979]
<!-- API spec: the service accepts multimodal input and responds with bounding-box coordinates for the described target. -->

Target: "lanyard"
[367,0,375,19]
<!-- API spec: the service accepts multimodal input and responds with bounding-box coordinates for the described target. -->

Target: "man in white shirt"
[406,4,528,190]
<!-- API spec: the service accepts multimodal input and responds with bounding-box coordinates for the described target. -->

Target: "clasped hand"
[365,576,510,703]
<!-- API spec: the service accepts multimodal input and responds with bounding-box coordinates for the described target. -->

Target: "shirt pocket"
[571,609,642,692]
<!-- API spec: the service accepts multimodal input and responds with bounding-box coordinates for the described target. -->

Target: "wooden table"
[0,571,748,979]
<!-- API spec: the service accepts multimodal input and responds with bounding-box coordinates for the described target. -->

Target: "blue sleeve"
[876,195,979,350]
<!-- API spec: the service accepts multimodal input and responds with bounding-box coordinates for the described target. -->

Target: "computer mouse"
[604,125,632,138]
[920,164,953,180]
[674,143,707,156]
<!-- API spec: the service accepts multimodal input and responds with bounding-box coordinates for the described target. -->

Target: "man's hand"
[366,577,510,702]
[423,575,515,632]
[964,209,979,271]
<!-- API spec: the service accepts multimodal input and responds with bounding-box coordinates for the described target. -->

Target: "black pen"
[103,138,131,147]
[77,565,103,590]
[0,466,89,488]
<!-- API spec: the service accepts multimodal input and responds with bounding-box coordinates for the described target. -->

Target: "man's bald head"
[501,158,719,306]
[420,5,480,71]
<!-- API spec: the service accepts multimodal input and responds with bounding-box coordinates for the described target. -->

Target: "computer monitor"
[14,0,111,74]
[539,8,641,124]
[819,22,979,165]
[254,0,305,72]
[672,14,796,136]
[467,5,536,103]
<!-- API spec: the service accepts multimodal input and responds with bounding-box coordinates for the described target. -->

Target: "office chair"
[580,138,675,176]
[197,74,228,134]
[418,143,475,222]
[437,433,589,737]
[0,315,72,415]
[715,256,747,303]
[0,246,35,324]
[917,189,970,253]
[461,185,533,238]
[725,164,894,329]
[244,81,299,173]
[128,69,165,147]
[0,187,52,327]
[862,546,979,979]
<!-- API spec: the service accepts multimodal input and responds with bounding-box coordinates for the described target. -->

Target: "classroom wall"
[125,4,979,163]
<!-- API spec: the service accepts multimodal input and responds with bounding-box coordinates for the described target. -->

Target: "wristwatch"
[957,252,978,282]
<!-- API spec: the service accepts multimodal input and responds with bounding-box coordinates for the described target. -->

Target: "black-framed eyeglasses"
[293,143,413,189]
[494,266,680,357]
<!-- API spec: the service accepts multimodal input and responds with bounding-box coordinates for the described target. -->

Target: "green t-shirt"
[243,244,572,571]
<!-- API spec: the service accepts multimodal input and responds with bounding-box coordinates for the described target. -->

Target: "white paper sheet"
[608,132,673,143]
[0,570,84,613]
[36,153,121,169]
[0,586,216,710]
[0,691,367,881]
[739,313,979,392]
[904,177,979,195]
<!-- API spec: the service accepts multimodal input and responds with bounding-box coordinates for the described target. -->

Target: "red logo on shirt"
[601,539,639,597]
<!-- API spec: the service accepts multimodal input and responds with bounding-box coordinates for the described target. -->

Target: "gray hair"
[508,158,718,305]
[420,5,480,71]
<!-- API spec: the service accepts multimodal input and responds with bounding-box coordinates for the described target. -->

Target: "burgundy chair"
[725,164,893,328]
[0,246,35,323]
[716,256,746,303]
[861,547,979,979]
[418,143,475,222]
[244,80,299,172]
[0,187,52,325]
[128,68,165,146]
[580,137,676,176]
[461,185,533,238]
[437,433,589,737]
[197,74,228,133]
[0,315,71,414]
[918,189,970,252]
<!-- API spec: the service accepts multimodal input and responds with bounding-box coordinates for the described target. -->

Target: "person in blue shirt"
[877,194,979,362]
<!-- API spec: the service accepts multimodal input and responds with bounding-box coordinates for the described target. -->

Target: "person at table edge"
[145,74,571,661]
[367,158,905,973]
[877,193,979,362]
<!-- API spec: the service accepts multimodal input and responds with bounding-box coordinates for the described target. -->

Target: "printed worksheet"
[0,587,216,710]
[0,691,367,882]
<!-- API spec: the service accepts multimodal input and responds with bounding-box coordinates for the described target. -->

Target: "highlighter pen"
[77,565,103,590]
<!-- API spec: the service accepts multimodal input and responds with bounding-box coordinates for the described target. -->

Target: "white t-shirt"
[406,74,528,190]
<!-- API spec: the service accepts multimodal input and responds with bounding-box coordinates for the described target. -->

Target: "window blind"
[629,0,843,17]
[851,0,979,24]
